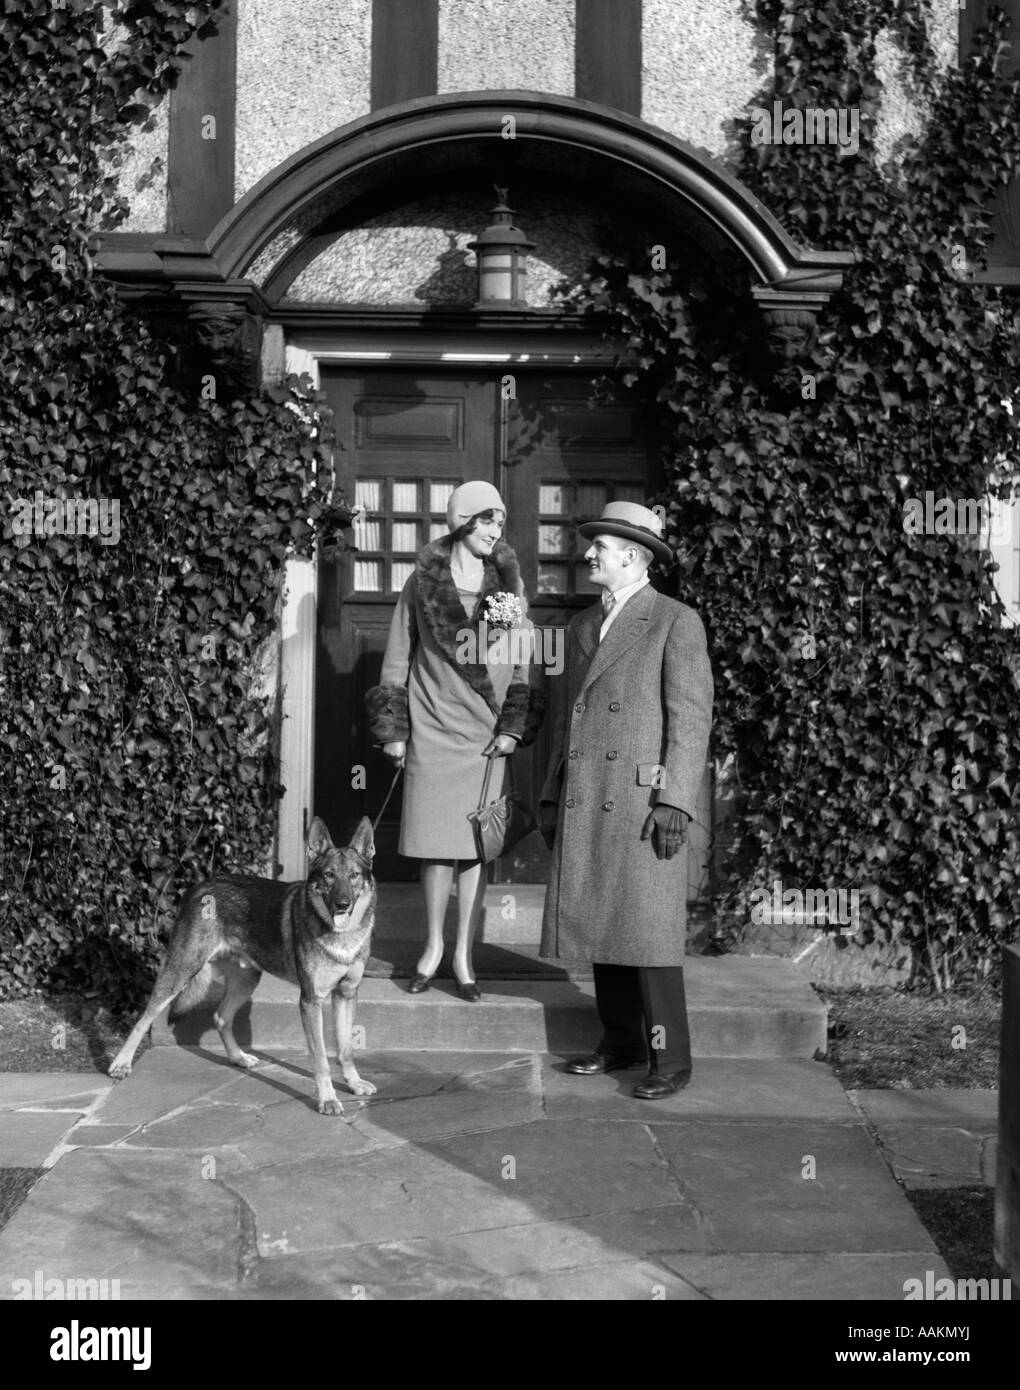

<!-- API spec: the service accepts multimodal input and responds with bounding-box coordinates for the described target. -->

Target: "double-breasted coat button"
[568,749,579,759]
[603,801,614,811]
[606,750,618,760]
[609,701,621,711]
[565,798,576,808]
[575,701,586,712]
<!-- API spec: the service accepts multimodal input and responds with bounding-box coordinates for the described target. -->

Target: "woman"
[366,480,546,1000]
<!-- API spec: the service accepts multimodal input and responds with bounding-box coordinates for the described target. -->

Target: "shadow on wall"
[283,191,644,307]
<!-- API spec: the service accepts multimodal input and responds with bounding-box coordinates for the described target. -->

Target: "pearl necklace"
[451,552,484,588]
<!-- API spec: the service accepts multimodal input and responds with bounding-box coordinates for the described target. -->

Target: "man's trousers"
[592,963,692,1074]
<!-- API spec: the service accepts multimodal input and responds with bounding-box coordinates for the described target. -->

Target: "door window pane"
[430,480,456,513]
[392,481,420,513]
[538,524,569,554]
[353,516,382,551]
[391,560,415,591]
[538,563,569,594]
[429,520,448,541]
[392,521,418,552]
[355,478,381,511]
[576,483,606,516]
[539,484,565,514]
[354,559,383,593]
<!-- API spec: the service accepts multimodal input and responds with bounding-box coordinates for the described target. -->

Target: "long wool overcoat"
[366,536,546,860]
[539,584,713,966]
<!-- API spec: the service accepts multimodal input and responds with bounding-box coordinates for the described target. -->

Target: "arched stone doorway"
[211,90,850,303]
[102,92,851,885]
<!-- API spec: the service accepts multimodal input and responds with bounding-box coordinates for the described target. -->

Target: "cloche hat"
[446,480,507,532]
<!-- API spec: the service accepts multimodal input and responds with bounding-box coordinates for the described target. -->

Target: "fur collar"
[415,536,523,713]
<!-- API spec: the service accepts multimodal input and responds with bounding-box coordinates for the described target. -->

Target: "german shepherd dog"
[108,817,378,1115]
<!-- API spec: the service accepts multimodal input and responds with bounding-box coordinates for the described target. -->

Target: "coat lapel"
[578,584,656,696]
[415,536,523,714]
[575,602,601,663]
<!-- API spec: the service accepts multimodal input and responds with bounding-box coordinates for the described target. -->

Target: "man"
[539,501,713,1099]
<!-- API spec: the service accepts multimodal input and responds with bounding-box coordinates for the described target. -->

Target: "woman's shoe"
[454,977,481,1002]
[409,949,445,994]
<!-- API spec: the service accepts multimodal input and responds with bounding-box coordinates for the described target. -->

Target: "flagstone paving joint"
[642,1122,711,1230]
[0,1055,969,1298]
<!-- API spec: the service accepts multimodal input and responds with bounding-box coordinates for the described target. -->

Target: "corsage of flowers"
[483,591,523,630]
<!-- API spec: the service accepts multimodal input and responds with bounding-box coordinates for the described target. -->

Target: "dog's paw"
[232,1051,260,1070]
[346,1076,377,1097]
[108,1061,131,1081]
[317,1096,345,1116]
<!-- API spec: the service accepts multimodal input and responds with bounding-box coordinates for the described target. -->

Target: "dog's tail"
[168,963,217,1019]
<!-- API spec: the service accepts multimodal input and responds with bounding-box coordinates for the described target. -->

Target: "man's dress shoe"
[564,1052,646,1075]
[632,1071,690,1099]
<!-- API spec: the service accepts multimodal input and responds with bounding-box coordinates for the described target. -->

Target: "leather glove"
[640,805,690,861]
[539,801,558,851]
[381,741,406,769]
[482,734,518,757]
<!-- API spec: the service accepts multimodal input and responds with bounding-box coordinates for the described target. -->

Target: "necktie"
[599,590,616,641]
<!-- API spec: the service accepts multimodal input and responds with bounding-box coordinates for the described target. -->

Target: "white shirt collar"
[604,573,649,610]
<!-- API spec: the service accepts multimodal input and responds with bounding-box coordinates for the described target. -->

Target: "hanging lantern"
[467,186,535,308]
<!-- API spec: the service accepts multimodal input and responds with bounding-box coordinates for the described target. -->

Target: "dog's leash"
[371,765,403,834]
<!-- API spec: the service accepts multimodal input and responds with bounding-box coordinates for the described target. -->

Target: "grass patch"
[903,1188,1000,1283]
[0,996,139,1074]
[0,1167,43,1236]
[817,985,1000,1089]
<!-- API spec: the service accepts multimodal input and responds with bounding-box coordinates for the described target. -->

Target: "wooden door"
[315,367,712,896]
[499,373,661,881]
[316,370,498,879]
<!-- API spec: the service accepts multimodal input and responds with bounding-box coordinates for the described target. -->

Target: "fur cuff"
[496,683,548,748]
[366,684,410,744]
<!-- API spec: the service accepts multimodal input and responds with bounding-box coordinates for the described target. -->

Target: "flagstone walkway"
[0,1048,979,1300]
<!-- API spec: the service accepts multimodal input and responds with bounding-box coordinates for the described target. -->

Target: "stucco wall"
[640,0,960,166]
[106,103,170,233]
[235,0,372,198]
[873,0,959,166]
[284,193,625,305]
[97,16,168,232]
[641,0,765,161]
[102,0,962,231]
[436,0,575,98]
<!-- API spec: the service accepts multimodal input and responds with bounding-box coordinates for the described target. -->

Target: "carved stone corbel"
[752,282,831,393]
[758,304,819,362]
[187,300,264,394]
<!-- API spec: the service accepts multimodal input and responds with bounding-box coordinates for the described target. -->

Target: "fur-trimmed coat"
[366,536,546,859]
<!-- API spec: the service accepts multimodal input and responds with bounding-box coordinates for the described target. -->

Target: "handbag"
[467,753,537,864]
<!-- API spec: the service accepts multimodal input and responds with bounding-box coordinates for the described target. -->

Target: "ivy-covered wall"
[110,0,962,235]
[564,0,1020,988]
[0,1,351,1008]
[4,0,1020,1007]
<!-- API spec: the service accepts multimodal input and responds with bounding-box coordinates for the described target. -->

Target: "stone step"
[376,882,543,943]
[366,938,587,978]
[152,956,826,1058]
[370,883,710,945]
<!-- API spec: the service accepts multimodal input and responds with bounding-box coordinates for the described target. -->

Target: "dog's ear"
[350,816,375,864]
[307,817,334,859]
